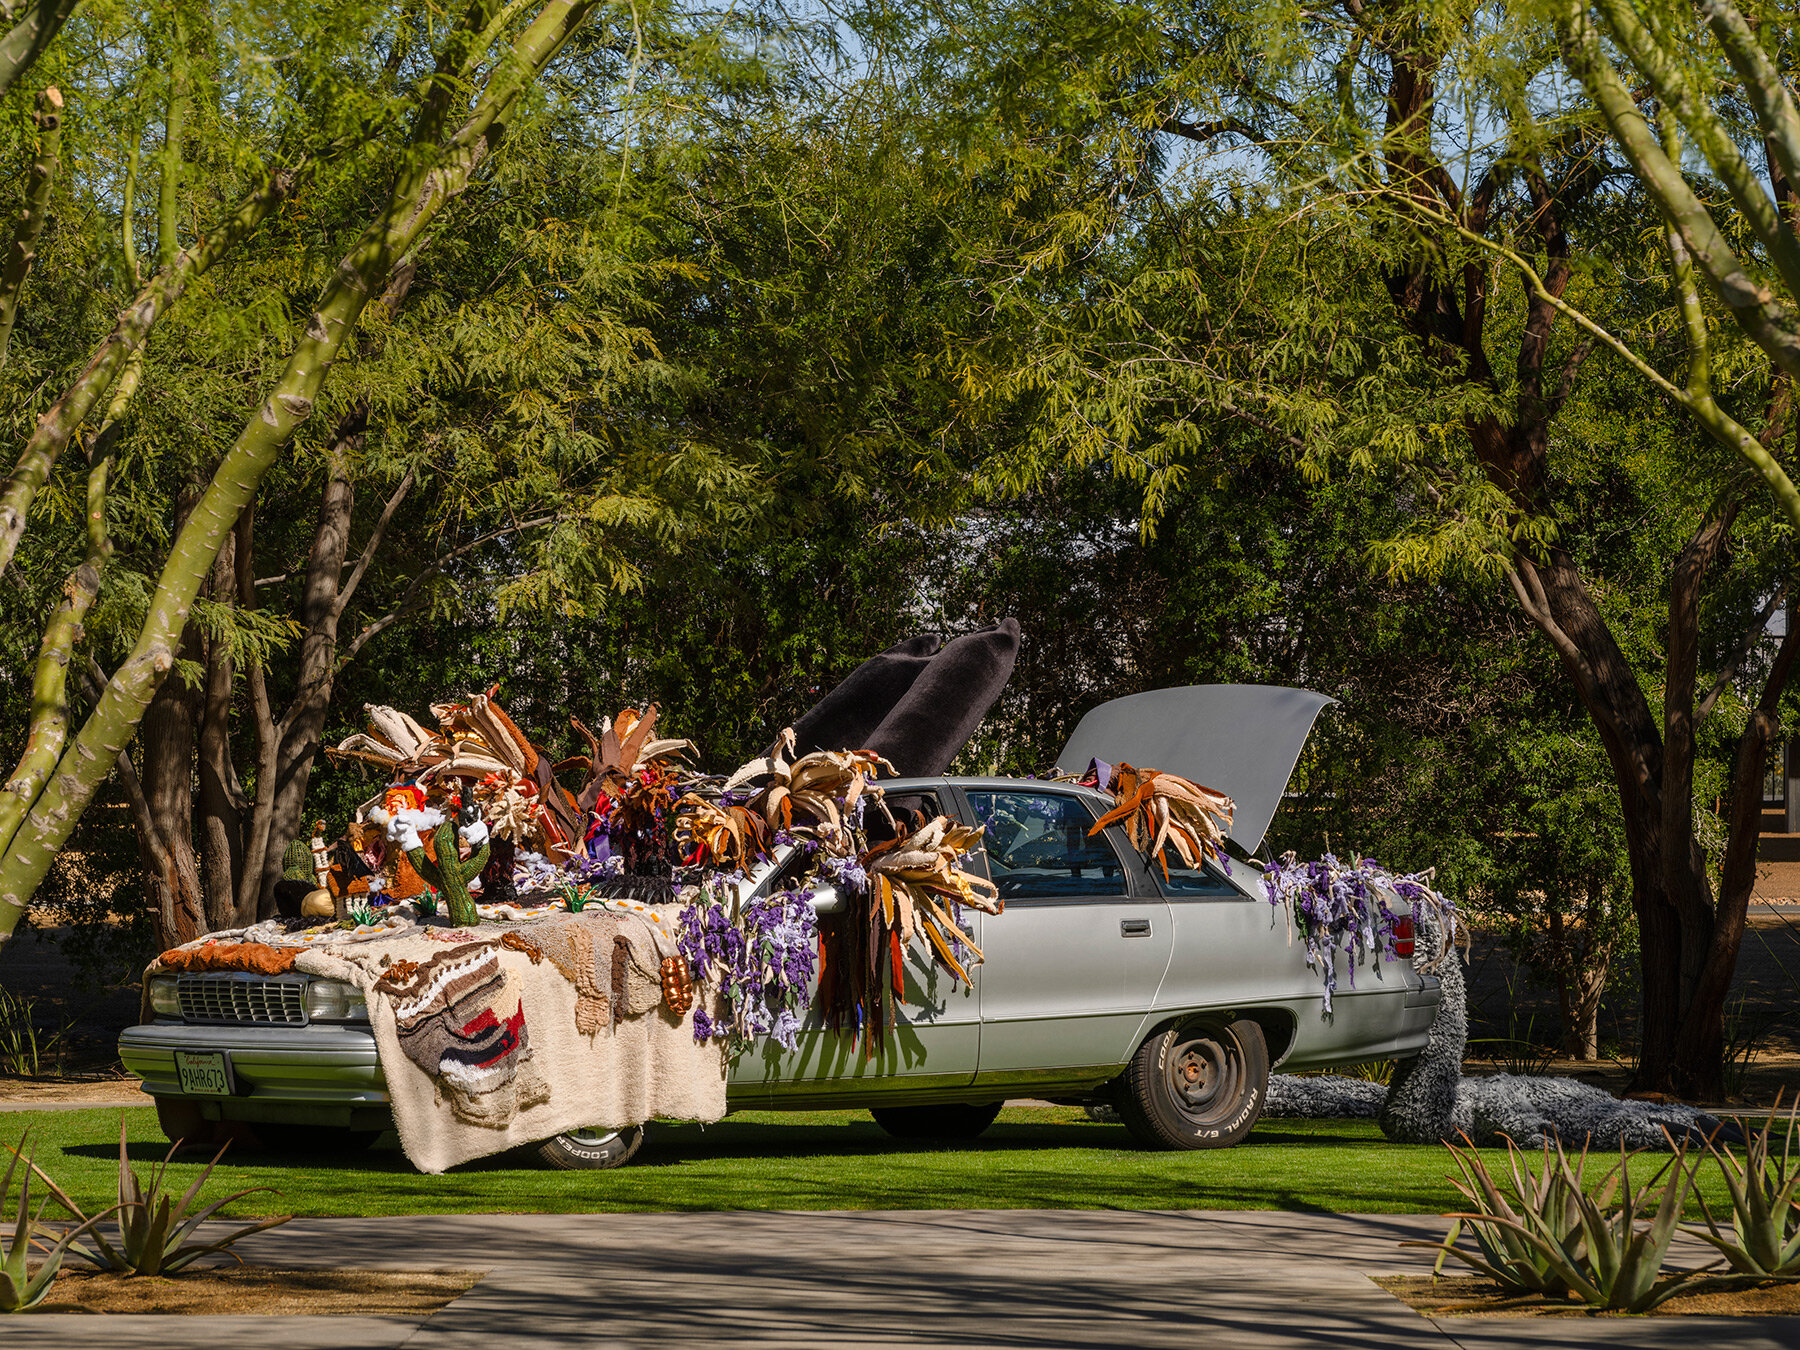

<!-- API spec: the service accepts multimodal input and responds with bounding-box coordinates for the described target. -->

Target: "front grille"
[175,975,306,1025]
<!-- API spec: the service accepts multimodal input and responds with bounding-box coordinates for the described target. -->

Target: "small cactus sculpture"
[407,805,490,927]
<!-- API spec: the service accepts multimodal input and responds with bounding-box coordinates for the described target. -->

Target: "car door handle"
[1120,918,1152,937]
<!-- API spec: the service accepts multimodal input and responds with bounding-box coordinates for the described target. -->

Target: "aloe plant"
[1416,1132,1704,1313]
[31,1118,290,1277]
[1687,1099,1800,1279]
[0,1136,109,1312]
[1408,1135,1589,1297]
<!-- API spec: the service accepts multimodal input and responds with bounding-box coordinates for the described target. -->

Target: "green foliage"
[38,1118,290,1277]
[0,989,73,1079]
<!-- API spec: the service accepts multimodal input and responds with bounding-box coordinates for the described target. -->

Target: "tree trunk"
[1518,548,1706,1092]
[252,417,361,916]
[1557,965,1606,1060]
[197,519,245,930]
[136,631,204,951]
[1549,892,1610,1061]
[1680,599,1800,1098]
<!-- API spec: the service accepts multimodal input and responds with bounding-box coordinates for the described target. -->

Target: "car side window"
[1149,853,1245,899]
[965,791,1129,899]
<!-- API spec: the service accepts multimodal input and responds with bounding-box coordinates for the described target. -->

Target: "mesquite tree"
[903,0,1800,1096]
[0,0,608,945]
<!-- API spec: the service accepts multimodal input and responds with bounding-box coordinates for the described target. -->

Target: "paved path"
[9,1209,1799,1348]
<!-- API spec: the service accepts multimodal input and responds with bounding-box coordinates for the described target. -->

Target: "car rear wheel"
[535,1124,646,1170]
[870,1102,1004,1141]
[1119,1020,1268,1149]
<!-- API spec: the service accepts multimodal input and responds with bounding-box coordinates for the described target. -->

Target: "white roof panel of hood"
[1055,684,1335,855]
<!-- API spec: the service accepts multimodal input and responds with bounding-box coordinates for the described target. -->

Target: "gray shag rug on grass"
[1265,907,1736,1150]
[1267,1070,1733,1149]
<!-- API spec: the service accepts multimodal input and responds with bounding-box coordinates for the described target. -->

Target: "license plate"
[174,1050,234,1096]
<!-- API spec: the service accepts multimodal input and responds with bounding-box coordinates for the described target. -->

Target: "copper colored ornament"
[661,954,694,1015]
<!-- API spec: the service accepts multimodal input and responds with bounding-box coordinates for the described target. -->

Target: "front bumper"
[119,1021,390,1129]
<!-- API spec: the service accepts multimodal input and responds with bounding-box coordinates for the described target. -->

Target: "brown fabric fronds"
[381,958,422,983]
[569,925,609,1036]
[611,936,630,1029]
[500,931,542,964]
[158,943,302,976]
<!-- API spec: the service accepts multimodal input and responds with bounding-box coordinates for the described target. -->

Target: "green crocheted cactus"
[408,822,489,927]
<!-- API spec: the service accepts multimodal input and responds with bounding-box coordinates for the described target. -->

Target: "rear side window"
[965,791,1129,899]
[1150,854,1244,899]
[868,791,944,845]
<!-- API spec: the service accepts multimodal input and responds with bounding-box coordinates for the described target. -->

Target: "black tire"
[251,1122,382,1155]
[870,1102,1004,1141]
[535,1124,646,1170]
[154,1096,211,1147]
[1118,1019,1268,1149]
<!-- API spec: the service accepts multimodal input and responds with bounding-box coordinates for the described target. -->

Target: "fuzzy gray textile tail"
[1263,905,1736,1150]
[1378,904,1467,1143]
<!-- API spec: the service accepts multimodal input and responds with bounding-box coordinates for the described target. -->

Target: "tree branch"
[0,0,78,101]
[0,165,296,583]
[335,467,415,619]
[76,656,167,876]
[1161,116,1269,146]
[157,11,186,271]
[0,451,110,850]
[339,512,560,669]
[1559,0,1800,381]
[1698,584,1784,727]
[0,85,61,369]
[1705,0,1800,208]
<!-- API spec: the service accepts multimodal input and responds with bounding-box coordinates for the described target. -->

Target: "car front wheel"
[1118,1020,1268,1149]
[535,1124,646,1170]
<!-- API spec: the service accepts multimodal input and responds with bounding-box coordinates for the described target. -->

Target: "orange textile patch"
[157,943,303,976]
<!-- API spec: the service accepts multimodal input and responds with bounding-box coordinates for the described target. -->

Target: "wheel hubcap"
[1165,1034,1240,1123]
[563,1127,623,1149]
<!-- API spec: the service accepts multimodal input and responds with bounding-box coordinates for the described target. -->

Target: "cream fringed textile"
[152,905,725,1175]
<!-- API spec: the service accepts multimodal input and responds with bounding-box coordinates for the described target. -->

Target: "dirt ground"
[31,1267,481,1315]
[1375,1273,1800,1318]
[0,1075,149,1104]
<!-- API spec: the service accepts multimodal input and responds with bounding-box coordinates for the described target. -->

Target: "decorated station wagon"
[119,647,1445,1173]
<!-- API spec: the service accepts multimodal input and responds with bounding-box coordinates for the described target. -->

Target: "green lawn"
[0,1104,1667,1219]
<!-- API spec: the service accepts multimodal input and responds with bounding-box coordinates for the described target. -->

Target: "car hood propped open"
[1056,685,1335,855]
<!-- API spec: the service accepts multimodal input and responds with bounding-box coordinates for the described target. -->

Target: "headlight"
[303,979,369,1022]
[147,974,179,1018]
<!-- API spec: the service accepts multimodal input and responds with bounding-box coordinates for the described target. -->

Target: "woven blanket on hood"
[153,908,725,1174]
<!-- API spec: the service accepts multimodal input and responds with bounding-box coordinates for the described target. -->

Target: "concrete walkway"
[8,1209,1799,1348]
